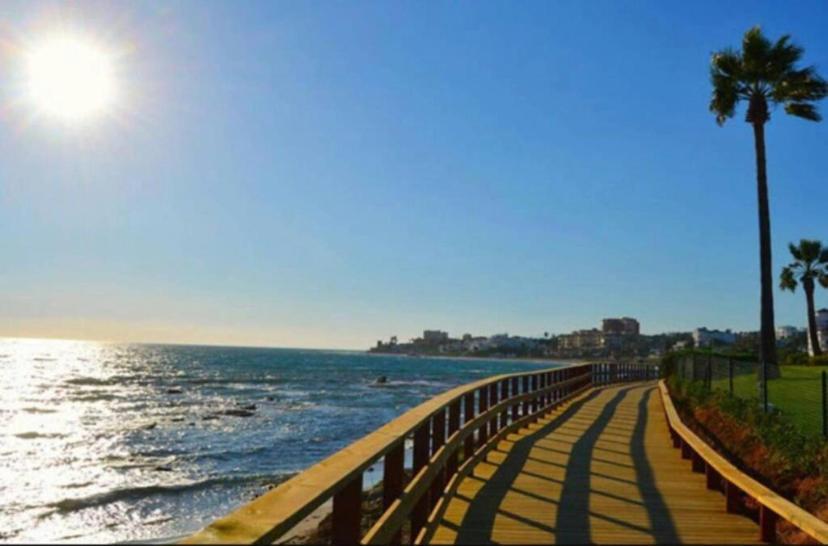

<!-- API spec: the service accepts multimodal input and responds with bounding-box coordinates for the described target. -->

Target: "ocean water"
[0,338,558,543]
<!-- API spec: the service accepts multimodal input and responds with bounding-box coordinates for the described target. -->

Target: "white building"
[693,327,736,348]
[776,325,801,339]
[809,309,828,356]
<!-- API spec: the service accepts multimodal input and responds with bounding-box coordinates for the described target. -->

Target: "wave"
[14,431,66,440]
[42,473,290,515]
[63,376,286,389]
[65,377,118,386]
[21,407,58,414]
[44,474,290,518]
[370,379,448,389]
[60,481,95,489]
[68,392,119,402]
[177,377,284,386]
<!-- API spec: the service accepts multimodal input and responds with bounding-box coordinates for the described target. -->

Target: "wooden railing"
[182,362,657,545]
[659,381,828,544]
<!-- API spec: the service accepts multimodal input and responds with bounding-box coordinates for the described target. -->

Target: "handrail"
[658,380,828,544]
[182,362,656,545]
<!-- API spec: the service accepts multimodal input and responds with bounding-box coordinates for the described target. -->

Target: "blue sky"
[1,1,827,349]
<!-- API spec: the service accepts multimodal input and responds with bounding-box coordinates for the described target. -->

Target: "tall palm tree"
[710,26,827,378]
[780,240,828,356]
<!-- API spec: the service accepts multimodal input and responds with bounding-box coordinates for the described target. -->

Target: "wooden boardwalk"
[429,383,761,544]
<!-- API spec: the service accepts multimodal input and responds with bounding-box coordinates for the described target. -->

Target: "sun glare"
[24,35,116,122]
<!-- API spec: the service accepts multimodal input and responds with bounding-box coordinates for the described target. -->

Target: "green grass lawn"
[710,365,826,438]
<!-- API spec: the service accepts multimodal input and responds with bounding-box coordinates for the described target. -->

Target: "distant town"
[370,311,828,361]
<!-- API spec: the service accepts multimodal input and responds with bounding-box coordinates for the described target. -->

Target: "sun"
[24,34,116,122]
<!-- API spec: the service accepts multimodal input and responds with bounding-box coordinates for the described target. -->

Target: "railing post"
[522,376,530,416]
[539,373,546,407]
[759,505,778,543]
[478,385,489,447]
[539,373,547,409]
[691,451,705,473]
[680,440,692,460]
[332,473,362,545]
[511,377,519,421]
[531,374,539,414]
[500,379,509,429]
[383,442,405,545]
[430,409,446,508]
[447,401,461,478]
[411,421,431,539]
[489,381,499,437]
[704,463,720,491]
[725,481,741,513]
[554,370,561,405]
[463,393,475,460]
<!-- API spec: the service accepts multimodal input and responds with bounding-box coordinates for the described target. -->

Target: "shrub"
[660,352,680,378]
[782,351,810,366]
[667,377,828,534]
[810,354,828,366]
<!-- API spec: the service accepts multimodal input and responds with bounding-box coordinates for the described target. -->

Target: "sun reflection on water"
[1,338,141,542]
[0,338,554,543]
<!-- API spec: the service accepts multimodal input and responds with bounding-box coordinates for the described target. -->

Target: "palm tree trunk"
[805,280,822,356]
[752,121,780,379]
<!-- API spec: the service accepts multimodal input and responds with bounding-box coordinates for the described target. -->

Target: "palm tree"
[710,26,827,378]
[780,240,828,356]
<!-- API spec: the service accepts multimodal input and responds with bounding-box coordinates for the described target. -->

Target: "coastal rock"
[166,388,183,394]
[219,409,255,418]
[201,415,220,421]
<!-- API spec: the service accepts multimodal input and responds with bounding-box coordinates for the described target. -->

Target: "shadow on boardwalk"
[454,384,679,544]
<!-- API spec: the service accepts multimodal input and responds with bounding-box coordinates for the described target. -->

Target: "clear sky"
[1,1,827,349]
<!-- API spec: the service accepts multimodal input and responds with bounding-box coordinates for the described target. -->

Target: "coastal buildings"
[370,316,690,359]
[602,317,640,336]
[554,317,642,357]
[692,327,736,348]
[423,330,449,345]
[372,330,544,356]
[558,329,604,351]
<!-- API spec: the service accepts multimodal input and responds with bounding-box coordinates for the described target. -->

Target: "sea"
[0,338,560,543]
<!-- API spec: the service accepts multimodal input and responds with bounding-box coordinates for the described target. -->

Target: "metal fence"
[674,353,828,439]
